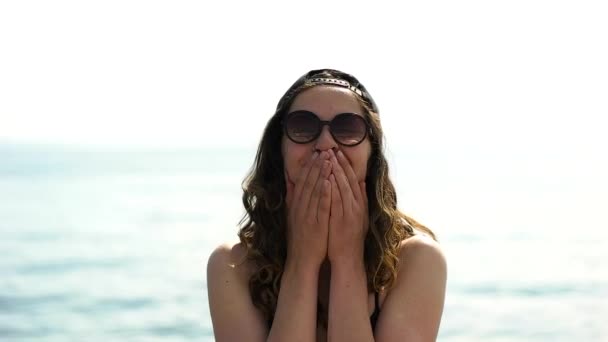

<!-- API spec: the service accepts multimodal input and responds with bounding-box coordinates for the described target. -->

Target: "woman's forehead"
[288,85,365,118]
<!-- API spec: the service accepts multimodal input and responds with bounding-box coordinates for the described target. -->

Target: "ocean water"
[0,143,606,341]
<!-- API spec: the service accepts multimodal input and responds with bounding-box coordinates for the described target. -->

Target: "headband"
[307,77,364,97]
[276,70,379,114]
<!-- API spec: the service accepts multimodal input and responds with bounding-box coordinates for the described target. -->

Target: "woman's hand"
[285,151,333,269]
[327,149,369,264]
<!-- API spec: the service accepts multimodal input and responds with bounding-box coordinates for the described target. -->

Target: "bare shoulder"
[374,234,447,341]
[398,233,447,271]
[393,233,447,296]
[207,241,249,270]
[206,241,255,284]
[206,242,267,341]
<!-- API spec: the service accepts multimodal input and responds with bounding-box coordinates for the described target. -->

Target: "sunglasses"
[282,110,370,146]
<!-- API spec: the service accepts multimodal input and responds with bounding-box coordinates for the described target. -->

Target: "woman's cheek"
[356,160,368,181]
[288,159,303,184]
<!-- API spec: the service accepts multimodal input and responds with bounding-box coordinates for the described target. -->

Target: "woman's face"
[282,85,372,186]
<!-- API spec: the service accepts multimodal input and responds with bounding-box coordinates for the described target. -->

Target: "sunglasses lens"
[285,111,319,143]
[332,114,367,145]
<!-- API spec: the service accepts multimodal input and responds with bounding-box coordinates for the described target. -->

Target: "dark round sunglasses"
[282,110,370,146]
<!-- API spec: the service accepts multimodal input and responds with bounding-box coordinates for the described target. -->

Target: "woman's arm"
[267,258,320,342]
[326,235,447,342]
[327,258,374,342]
[207,243,321,342]
[208,152,332,341]
[325,150,447,341]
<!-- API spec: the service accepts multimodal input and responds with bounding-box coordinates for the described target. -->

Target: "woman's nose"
[313,126,338,152]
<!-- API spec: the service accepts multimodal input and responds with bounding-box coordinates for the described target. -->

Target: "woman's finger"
[318,177,332,224]
[307,159,331,217]
[336,150,362,204]
[329,174,343,217]
[293,152,319,211]
[329,149,353,210]
[300,151,328,213]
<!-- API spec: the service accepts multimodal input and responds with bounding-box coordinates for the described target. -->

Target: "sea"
[1,142,606,341]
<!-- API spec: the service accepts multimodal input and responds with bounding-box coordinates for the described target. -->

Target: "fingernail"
[322,160,329,170]
[313,151,319,159]
[337,150,344,158]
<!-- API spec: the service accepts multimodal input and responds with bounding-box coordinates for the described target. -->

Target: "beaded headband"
[308,77,364,97]
[276,70,379,114]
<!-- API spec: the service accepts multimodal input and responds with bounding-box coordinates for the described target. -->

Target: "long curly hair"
[237,69,435,328]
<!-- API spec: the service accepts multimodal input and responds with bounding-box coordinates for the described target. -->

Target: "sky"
[1,0,606,152]
[1,1,607,223]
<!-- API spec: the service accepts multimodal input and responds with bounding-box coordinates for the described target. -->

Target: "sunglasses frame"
[282,110,371,147]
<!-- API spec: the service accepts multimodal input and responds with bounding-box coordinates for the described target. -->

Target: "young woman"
[207,69,447,342]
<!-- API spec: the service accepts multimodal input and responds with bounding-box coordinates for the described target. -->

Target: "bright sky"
[2,0,606,151]
[2,1,607,221]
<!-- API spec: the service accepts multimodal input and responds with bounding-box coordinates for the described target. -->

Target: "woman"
[207,69,447,342]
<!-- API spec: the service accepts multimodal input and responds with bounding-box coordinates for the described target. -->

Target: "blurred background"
[1,1,607,341]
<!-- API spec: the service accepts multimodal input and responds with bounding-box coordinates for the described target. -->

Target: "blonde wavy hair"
[237,69,435,328]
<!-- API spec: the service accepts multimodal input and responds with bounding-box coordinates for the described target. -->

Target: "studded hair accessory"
[308,77,364,97]
[276,69,380,114]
